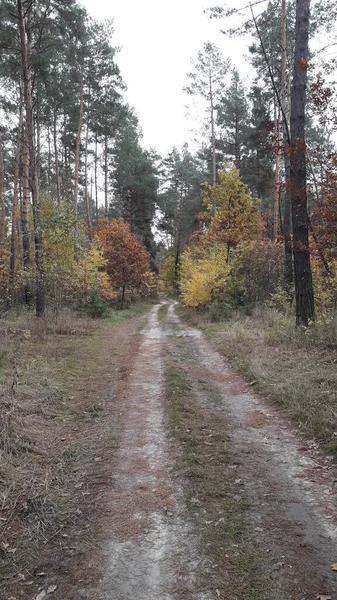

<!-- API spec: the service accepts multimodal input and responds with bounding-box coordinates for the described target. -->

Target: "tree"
[111,112,158,253]
[157,145,205,286]
[96,220,150,307]
[184,42,230,203]
[18,0,45,316]
[217,69,249,170]
[290,0,315,325]
[202,165,261,262]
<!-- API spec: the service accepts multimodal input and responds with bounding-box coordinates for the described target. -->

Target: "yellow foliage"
[311,256,337,320]
[202,164,261,251]
[70,245,117,302]
[180,246,230,308]
[159,254,175,293]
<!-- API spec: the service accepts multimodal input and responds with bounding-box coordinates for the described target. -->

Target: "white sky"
[81,0,253,156]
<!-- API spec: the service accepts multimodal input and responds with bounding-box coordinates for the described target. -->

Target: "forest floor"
[2,300,337,599]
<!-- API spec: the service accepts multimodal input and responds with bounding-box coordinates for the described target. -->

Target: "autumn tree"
[96,220,151,307]
[202,165,261,262]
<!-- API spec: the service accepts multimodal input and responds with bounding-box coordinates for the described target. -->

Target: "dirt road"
[18,301,337,600]
[95,301,337,599]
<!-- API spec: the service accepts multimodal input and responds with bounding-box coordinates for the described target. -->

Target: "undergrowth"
[0,301,150,596]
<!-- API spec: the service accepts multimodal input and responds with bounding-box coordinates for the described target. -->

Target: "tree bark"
[209,65,217,216]
[74,69,84,259]
[104,134,108,219]
[95,131,98,224]
[53,108,61,203]
[290,0,315,325]
[22,122,31,296]
[273,99,280,241]
[281,0,294,289]
[84,119,91,228]
[18,0,45,317]
[0,133,5,264]
[10,83,24,286]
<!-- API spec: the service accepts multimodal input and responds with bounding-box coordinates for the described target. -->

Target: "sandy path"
[98,301,337,599]
[101,304,213,600]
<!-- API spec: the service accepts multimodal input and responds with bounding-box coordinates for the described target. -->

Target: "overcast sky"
[81,0,253,156]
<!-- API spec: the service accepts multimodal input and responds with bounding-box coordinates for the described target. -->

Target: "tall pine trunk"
[18,0,45,317]
[0,133,5,264]
[10,84,24,286]
[273,98,280,241]
[281,0,293,289]
[74,70,84,258]
[95,132,98,224]
[290,0,315,325]
[209,65,217,216]
[84,119,91,228]
[53,109,61,203]
[104,134,108,219]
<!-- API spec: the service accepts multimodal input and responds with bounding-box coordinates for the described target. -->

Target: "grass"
[0,301,151,597]
[165,347,267,599]
[176,303,337,454]
[106,300,155,326]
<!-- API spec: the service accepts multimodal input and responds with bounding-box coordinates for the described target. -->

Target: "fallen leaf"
[331,563,337,571]
[316,596,332,600]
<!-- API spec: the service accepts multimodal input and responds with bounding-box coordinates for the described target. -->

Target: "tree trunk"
[22,122,31,299]
[174,189,182,291]
[74,69,84,258]
[290,0,315,325]
[10,84,24,286]
[53,109,61,203]
[209,65,217,216]
[18,0,45,317]
[273,99,280,241]
[95,132,98,224]
[0,133,5,264]
[104,134,108,219]
[84,119,91,228]
[281,0,294,289]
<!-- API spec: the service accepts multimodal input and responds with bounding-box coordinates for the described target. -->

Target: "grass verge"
[176,304,337,454]
[165,349,266,599]
[0,302,150,597]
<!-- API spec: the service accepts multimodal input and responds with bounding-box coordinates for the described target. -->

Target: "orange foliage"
[95,220,150,290]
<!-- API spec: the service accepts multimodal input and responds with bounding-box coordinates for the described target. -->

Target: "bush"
[207,298,233,322]
[77,290,109,318]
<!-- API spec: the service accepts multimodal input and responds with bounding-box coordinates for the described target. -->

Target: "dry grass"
[177,304,337,454]
[0,303,149,597]
[165,347,267,599]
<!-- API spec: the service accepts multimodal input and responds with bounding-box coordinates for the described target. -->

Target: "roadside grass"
[0,302,150,596]
[176,304,337,454]
[106,300,156,326]
[165,350,267,599]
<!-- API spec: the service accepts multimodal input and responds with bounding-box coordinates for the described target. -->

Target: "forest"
[0,0,336,328]
[2,1,337,598]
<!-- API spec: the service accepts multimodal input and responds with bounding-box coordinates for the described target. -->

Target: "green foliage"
[76,289,109,319]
